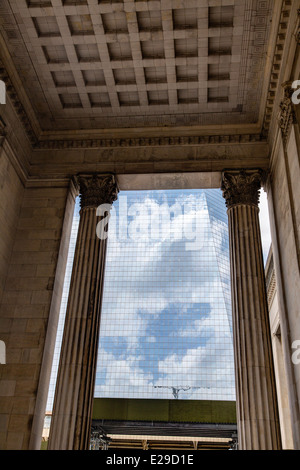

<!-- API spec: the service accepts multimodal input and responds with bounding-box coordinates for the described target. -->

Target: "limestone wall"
[0,148,74,449]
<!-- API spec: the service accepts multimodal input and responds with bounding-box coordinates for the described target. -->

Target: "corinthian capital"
[279,82,297,143]
[77,174,119,209]
[221,170,266,209]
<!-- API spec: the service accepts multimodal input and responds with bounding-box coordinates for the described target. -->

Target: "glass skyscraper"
[94,189,235,401]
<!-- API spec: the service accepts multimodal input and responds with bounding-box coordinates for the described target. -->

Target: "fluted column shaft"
[48,174,118,450]
[222,170,281,450]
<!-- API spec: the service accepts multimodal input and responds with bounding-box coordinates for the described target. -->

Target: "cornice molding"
[35,133,267,150]
[278,81,297,144]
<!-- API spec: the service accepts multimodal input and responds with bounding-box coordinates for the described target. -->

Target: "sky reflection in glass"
[94,189,236,401]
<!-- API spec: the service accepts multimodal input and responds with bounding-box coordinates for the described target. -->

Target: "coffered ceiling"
[0,0,275,135]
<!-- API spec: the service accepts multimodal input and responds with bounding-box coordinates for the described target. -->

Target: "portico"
[0,0,299,451]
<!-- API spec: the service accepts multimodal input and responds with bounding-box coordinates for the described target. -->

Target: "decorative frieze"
[76,174,119,209]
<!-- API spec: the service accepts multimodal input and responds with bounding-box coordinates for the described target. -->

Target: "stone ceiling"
[0,0,275,134]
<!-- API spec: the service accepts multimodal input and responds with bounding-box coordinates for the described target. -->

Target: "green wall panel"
[93,398,236,424]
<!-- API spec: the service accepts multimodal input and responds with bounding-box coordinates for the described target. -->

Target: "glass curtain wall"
[94,189,235,401]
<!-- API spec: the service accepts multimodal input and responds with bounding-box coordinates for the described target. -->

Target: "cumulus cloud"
[50,188,270,406]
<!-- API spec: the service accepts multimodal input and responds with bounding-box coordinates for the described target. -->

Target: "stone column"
[221,169,281,450]
[48,174,119,450]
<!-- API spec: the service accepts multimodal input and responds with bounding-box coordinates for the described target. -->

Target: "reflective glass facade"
[94,189,235,401]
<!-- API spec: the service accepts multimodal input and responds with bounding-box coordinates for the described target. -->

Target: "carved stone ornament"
[221,170,265,209]
[279,83,297,143]
[0,117,6,147]
[77,174,119,209]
